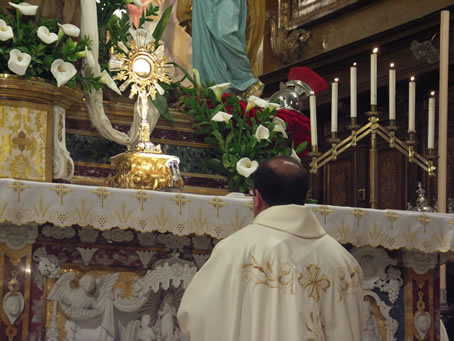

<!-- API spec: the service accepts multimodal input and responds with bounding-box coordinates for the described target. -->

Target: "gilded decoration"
[0,100,52,181]
[298,264,331,302]
[107,151,184,191]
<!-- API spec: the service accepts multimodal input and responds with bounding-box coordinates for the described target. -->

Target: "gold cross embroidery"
[315,206,334,225]
[50,184,72,205]
[448,219,454,227]
[298,264,331,302]
[8,181,31,203]
[351,209,367,228]
[383,211,400,230]
[132,190,152,211]
[11,131,31,152]
[417,213,432,233]
[208,197,227,218]
[92,187,113,209]
[170,193,191,215]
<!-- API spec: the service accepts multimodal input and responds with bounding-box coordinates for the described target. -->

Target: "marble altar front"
[0,178,452,341]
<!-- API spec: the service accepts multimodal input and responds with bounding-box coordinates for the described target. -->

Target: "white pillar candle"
[389,63,396,120]
[309,94,318,147]
[350,63,357,118]
[428,92,435,149]
[331,78,339,132]
[408,77,416,132]
[370,48,378,105]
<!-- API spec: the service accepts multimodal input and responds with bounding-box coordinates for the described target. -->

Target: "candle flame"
[334,78,339,82]
[430,91,435,96]
[372,47,379,53]
[410,76,415,81]
[353,62,357,66]
[310,91,315,96]
[390,63,395,68]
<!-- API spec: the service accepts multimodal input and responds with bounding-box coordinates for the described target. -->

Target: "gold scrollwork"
[107,151,184,191]
[268,14,311,65]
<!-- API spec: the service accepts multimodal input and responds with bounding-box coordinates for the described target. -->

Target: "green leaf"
[153,93,173,122]
[152,5,172,46]
[205,158,227,174]
[295,141,308,153]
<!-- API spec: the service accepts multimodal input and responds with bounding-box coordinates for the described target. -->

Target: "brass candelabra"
[308,105,436,208]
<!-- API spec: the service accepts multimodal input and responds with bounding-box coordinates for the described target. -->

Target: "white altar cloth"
[0,178,453,253]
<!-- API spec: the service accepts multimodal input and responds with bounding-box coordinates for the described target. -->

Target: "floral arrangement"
[0,0,156,93]
[170,72,310,193]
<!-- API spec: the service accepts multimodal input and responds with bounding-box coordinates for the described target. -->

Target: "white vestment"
[177,205,364,341]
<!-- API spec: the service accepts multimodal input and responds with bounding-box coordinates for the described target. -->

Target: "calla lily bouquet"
[170,72,309,193]
[0,0,149,93]
[0,1,104,91]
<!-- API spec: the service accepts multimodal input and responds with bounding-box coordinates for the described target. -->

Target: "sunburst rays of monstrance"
[106,29,184,190]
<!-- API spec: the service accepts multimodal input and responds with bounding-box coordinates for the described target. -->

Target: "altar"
[0,177,452,341]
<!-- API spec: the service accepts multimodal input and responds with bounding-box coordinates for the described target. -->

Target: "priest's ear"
[253,189,269,217]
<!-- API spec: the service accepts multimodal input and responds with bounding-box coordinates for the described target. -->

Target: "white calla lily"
[100,70,121,95]
[236,157,259,178]
[290,149,301,163]
[248,95,269,109]
[8,49,31,75]
[0,19,13,41]
[37,26,58,44]
[211,111,232,123]
[9,2,38,15]
[58,23,80,37]
[76,47,96,73]
[272,117,288,138]
[193,68,202,87]
[255,124,270,142]
[51,59,77,87]
[209,82,230,102]
[134,0,143,7]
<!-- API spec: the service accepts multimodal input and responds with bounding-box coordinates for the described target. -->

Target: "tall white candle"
[428,92,435,149]
[331,78,339,132]
[350,63,357,118]
[309,94,318,147]
[389,63,396,120]
[371,48,378,105]
[408,76,416,132]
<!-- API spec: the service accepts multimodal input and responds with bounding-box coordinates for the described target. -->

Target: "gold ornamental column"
[0,223,37,341]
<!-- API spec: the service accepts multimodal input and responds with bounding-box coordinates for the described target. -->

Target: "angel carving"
[48,272,119,319]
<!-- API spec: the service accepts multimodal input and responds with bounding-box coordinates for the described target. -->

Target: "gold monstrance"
[106,29,184,190]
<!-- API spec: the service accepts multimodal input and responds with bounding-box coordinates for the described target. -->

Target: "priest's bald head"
[252,156,309,216]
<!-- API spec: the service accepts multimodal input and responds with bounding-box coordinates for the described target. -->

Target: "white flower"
[133,0,143,7]
[272,116,288,138]
[0,19,13,41]
[8,49,31,76]
[209,82,230,102]
[100,70,121,95]
[248,95,269,109]
[77,47,96,72]
[236,157,259,178]
[9,2,38,16]
[290,149,301,163]
[37,26,58,44]
[211,111,232,123]
[58,23,80,37]
[51,59,77,87]
[255,124,270,141]
[193,68,202,87]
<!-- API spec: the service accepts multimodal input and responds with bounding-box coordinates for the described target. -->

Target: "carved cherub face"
[80,275,96,295]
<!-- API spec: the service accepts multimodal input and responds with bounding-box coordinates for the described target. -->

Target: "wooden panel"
[326,158,353,206]
[377,149,406,209]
